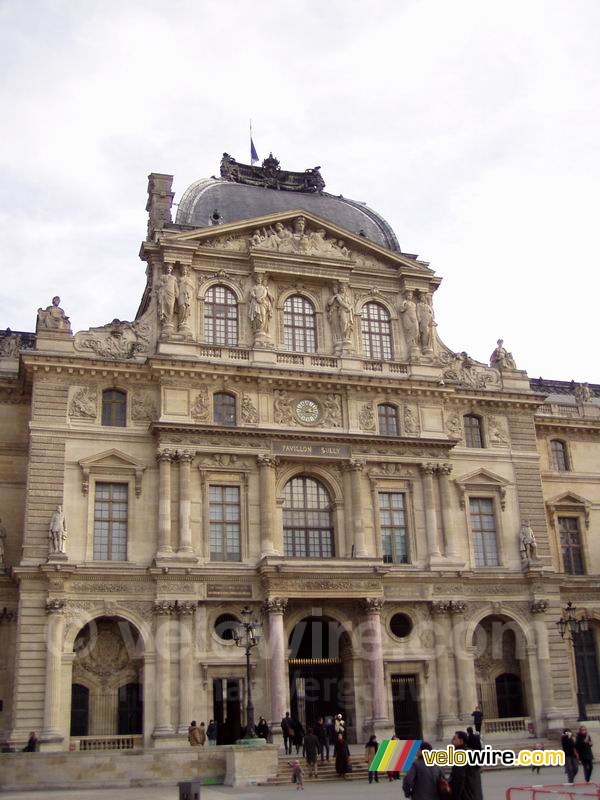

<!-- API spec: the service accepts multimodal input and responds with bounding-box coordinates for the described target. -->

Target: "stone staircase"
[260,752,374,785]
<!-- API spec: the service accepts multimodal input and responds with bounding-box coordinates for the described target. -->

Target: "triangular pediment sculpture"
[454,468,511,509]
[78,449,146,496]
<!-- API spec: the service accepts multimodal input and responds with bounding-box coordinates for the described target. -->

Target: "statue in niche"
[37,296,71,334]
[49,505,67,555]
[177,265,194,329]
[417,293,436,352]
[400,290,419,350]
[490,339,517,370]
[519,520,538,563]
[157,265,178,327]
[327,283,354,347]
[248,274,274,335]
[574,383,593,403]
[0,518,7,568]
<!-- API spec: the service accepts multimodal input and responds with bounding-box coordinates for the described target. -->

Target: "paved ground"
[1,766,593,799]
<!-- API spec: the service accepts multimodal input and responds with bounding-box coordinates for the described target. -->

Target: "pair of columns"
[263,597,388,730]
[156,450,195,559]
[153,600,197,736]
[420,463,460,565]
[257,455,368,558]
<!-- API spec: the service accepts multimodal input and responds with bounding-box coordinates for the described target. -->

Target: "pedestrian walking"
[22,732,38,752]
[206,719,217,746]
[303,727,320,777]
[292,717,305,755]
[471,705,483,734]
[282,712,293,755]
[402,741,445,799]
[562,728,579,783]
[531,742,544,774]
[334,732,351,779]
[289,758,304,790]
[187,720,202,746]
[256,716,270,741]
[314,716,329,761]
[365,734,379,784]
[576,725,594,782]
[449,731,480,800]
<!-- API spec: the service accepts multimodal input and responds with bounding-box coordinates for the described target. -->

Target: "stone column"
[349,460,368,557]
[362,598,388,730]
[264,598,287,742]
[177,601,196,734]
[257,455,279,556]
[42,600,66,744]
[437,464,458,560]
[341,465,353,557]
[430,601,459,736]
[153,601,175,735]
[449,601,477,718]
[177,451,195,556]
[421,464,442,562]
[531,603,557,734]
[156,450,174,558]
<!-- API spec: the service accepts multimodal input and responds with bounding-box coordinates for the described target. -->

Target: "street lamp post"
[233,606,263,740]
[557,601,589,722]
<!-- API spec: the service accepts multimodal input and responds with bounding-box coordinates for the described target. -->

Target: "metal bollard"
[178,780,201,800]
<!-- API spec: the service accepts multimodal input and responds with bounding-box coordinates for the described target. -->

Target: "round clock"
[295,398,320,424]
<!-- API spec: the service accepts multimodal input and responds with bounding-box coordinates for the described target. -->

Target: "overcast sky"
[1,0,598,382]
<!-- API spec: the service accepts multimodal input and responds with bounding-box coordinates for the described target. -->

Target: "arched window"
[213,392,236,426]
[378,404,399,436]
[283,476,334,558]
[283,295,317,353]
[102,389,126,427]
[361,302,393,360]
[204,285,238,346]
[464,414,483,448]
[551,439,569,471]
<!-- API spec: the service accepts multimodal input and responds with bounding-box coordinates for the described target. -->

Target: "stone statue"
[327,283,354,346]
[519,520,537,562]
[37,296,71,334]
[0,518,7,568]
[0,332,21,358]
[177,265,194,329]
[417,293,435,352]
[400,290,419,350]
[575,383,593,403]
[157,265,178,327]
[490,339,517,370]
[49,505,66,555]
[248,274,274,335]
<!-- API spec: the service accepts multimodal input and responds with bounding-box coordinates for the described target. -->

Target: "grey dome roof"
[175,178,401,252]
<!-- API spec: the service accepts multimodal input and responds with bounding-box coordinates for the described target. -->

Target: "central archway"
[288,616,353,736]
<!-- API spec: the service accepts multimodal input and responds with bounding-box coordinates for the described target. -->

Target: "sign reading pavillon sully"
[273,441,351,459]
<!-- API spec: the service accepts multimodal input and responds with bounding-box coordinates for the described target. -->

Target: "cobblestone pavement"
[0,766,585,799]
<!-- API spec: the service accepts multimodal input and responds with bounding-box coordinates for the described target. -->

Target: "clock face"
[295,399,320,424]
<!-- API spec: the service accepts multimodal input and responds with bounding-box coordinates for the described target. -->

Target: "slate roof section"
[175,178,401,252]
[530,377,599,398]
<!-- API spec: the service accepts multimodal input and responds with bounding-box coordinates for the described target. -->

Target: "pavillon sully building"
[0,153,599,751]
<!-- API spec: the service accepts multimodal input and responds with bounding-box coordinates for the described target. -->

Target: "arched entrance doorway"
[473,615,528,724]
[70,617,143,739]
[288,616,353,737]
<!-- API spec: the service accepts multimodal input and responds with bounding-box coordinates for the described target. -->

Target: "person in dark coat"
[562,728,579,783]
[22,732,38,752]
[466,726,482,750]
[471,706,483,734]
[575,725,594,782]
[334,732,351,779]
[314,716,329,761]
[303,727,320,777]
[292,717,305,755]
[206,719,217,745]
[402,741,445,799]
[281,712,293,755]
[256,716,270,741]
[450,731,478,800]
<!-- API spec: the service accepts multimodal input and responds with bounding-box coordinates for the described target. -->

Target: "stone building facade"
[0,154,598,751]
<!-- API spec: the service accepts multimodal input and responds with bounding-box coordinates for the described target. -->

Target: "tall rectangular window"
[94,482,128,560]
[469,497,499,566]
[379,492,409,564]
[209,485,241,561]
[559,516,584,574]
[574,630,600,704]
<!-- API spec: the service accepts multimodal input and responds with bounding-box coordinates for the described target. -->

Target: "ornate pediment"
[453,468,511,510]
[546,491,591,527]
[74,310,153,361]
[78,449,146,496]
[166,210,433,274]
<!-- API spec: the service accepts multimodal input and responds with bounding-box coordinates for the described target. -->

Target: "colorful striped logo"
[369,739,422,772]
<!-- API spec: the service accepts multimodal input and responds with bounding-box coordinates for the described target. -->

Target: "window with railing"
[361,302,392,360]
[283,476,334,557]
[204,285,238,346]
[283,295,317,353]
